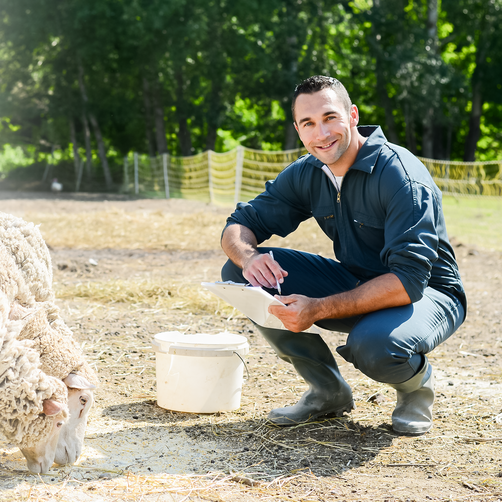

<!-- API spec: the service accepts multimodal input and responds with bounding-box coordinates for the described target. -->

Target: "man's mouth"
[316,140,336,150]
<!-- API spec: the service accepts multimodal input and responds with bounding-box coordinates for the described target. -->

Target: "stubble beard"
[315,131,350,167]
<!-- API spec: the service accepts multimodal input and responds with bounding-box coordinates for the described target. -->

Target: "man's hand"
[221,224,288,289]
[243,252,288,289]
[268,294,321,332]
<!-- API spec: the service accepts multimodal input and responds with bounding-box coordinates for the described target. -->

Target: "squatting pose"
[221,75,466,435]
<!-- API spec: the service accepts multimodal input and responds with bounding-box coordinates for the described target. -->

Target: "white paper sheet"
[201,281,286,328]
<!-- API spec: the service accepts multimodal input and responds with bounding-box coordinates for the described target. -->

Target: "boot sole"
[268,400,355,426]
[392,423,432,436]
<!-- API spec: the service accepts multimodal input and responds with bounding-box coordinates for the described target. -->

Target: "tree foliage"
[0,0,500,182]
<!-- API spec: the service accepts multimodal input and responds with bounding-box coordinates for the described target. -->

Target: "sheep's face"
[19,400,67,474]
[54,374,95,466]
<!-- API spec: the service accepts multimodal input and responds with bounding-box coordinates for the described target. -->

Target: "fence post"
[134,152,139,195]
[163,153,170,199]
[123,155,129,192]
[207,150,214,204]
[75,158,84,192]
[41,161,51,183]
[41,145,55,182]
[234,146,244,206]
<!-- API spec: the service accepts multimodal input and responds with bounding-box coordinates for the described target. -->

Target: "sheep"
[0,292,69,474]
[51,178,63,192]
[0,211,98,471]
[17,302,98,466]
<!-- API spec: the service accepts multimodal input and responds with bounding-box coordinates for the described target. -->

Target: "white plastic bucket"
[152,331,249,413]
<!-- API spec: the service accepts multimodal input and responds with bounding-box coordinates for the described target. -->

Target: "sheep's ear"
[64,374,96,390]
[42,399,65,416]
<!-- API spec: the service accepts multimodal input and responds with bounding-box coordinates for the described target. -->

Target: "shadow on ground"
[99,400,395,478]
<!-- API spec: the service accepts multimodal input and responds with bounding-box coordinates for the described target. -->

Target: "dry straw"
[27,209,227,251]
[24,207,334,255]
[54,279,234,316]
[1,469,345,502]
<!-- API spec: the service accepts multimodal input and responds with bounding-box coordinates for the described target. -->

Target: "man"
[220,75,466,435]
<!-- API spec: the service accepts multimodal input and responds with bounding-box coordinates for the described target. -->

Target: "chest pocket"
[312,208,336,240]
[352,211,385,229]
[352,210,385,249]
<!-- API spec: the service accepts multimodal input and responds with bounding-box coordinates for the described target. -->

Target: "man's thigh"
[335,288,465,383]
[261,247,361,296]
[223,247,360,294]
[345,288,465,355]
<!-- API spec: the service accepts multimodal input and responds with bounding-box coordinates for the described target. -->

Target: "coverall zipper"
[321,164,348,258]
[321,165,342,204]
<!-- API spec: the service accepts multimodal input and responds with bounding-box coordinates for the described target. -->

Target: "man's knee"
[336,327,422,384]
[221,259,244,283]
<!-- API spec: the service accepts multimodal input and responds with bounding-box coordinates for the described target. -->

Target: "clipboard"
[201,281,286,328]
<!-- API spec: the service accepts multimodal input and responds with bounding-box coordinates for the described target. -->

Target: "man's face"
[294,88,358,169]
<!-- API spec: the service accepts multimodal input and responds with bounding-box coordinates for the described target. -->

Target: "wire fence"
[122,147,502,205]
[418,158,502,197]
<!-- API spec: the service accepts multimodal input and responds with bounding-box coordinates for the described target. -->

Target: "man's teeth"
[318,141,335,149]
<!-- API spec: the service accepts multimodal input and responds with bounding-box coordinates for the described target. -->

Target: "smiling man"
[220,75,466,435]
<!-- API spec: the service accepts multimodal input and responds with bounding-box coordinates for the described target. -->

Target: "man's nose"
[315,123,330,140]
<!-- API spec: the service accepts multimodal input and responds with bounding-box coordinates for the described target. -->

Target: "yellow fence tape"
[123,149,502,205]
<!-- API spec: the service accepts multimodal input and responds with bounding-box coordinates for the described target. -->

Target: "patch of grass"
[442,195,502,251]
[54,279,235,315]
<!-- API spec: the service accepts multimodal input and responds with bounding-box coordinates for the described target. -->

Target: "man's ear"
[294,122,299,134]
[350,104,359,128]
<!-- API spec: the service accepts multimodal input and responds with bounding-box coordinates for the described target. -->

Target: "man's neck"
[326,129,367,176]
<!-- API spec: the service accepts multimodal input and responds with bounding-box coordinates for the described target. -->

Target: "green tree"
[442,0,502,161]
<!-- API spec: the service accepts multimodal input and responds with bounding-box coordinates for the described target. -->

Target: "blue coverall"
[222,126,466,384]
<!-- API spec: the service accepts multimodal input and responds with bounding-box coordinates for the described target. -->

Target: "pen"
[269,250,281,294]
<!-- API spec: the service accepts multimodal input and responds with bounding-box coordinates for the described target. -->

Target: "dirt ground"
[1,192,502,502]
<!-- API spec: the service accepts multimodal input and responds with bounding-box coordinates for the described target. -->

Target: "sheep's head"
[19,397,68,474]
[54,373,96,466]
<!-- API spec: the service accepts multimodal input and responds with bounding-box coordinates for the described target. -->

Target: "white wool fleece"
[0,312,68,448]
[17,302,99,387]
[0,212,54,303]
[0,212,99,387]
[0,240,35,309]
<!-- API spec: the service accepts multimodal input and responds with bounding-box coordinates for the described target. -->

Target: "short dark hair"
[292,75,352,122]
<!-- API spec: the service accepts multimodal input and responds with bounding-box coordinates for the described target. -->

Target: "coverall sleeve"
[381,181,441,303]
[223,165,312,244]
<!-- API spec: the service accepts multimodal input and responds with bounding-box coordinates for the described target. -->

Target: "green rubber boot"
[256,325,354,426]
[389,357,435,435]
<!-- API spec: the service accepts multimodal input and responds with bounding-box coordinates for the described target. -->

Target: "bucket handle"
[233,351,250,380]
